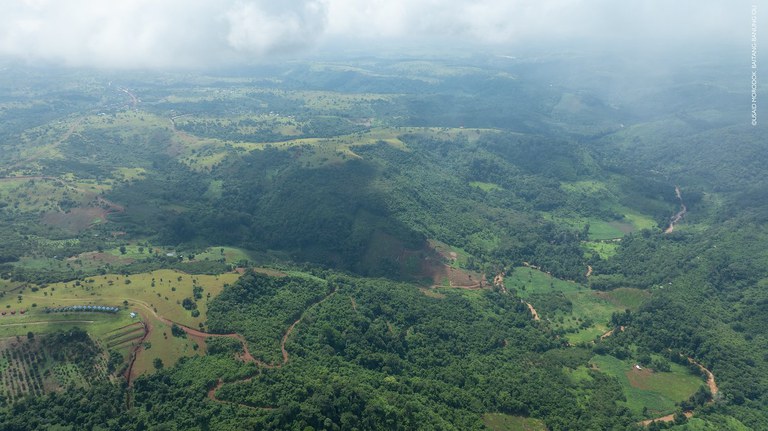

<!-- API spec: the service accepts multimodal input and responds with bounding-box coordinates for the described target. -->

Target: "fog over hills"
[0,0,752,68]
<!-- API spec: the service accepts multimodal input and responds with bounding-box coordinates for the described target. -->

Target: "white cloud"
[0,0,748,69]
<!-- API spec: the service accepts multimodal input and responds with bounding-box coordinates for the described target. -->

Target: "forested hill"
[0,53,766,430]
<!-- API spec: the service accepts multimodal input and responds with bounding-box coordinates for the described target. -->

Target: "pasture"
[582,241,620,259]
[482,413,548,431]
[0,267,241,381]
[591,354,704,416]
[504,266,640,343]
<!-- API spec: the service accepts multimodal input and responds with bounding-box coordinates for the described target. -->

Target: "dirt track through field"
[640,411,693,426]
[688,357,718,396]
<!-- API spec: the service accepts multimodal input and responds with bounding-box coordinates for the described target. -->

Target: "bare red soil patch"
[626,366,654,390]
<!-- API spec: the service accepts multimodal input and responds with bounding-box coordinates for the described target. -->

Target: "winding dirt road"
[525,302,540,321]
[640,411,693,426]
[204,289,338,408]
[665,185,687,234]
[688,357,718,396]
[636,356,718,427]
[599,325,624,340]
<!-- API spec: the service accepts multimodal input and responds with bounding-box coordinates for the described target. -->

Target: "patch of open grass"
[566,365,594,384]
[194,246,252,265]
[504,266,580,295]
[582,241,620,259]
[505,266,627,343]
[482,413,548,431]
[204,180,224,199]
[0,312,133,338]
[591,354,704,416]
[620,208,657,231]
[587,220,631,240]
[428,239,471,269]
[2,269,240,330]
[114,167,147,182]
[595,288,651,311]
[131,316,202,376]
[469,181,502,192]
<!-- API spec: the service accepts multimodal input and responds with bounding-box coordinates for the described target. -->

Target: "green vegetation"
[590,354,704,416]
[0,52,765,430]
[482,414,548,431]
[470,181,503,192]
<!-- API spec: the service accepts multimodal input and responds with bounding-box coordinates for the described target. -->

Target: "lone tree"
[153,358,164,370]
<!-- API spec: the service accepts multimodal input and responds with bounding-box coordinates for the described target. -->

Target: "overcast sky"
[0,0,754,68]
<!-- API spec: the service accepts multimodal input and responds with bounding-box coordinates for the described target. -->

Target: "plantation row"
[44,305,120,313]
[0,339,47,403]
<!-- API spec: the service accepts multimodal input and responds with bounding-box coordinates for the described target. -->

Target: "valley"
[0,53,764,430]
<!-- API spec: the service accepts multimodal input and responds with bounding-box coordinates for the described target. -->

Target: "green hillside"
[0,52,765,430]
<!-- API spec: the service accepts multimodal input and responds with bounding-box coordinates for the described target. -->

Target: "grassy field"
[31,244,251,283]
[0,267,241,381]
[130,315,202,377]
[504,266,632,343]
[193,246,252,264]
[595,288,651,311]
[171,124,497,172]
[552,179,659,241]
[19,269,242,328]
[0,312,132,339]
[591,354,704,416]
[482,413,548,431]
[582,241,620,259]
[0,280,25,294]
[469,181,503,192]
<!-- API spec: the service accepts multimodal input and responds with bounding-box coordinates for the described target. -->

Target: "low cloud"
[0,0,748,69]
